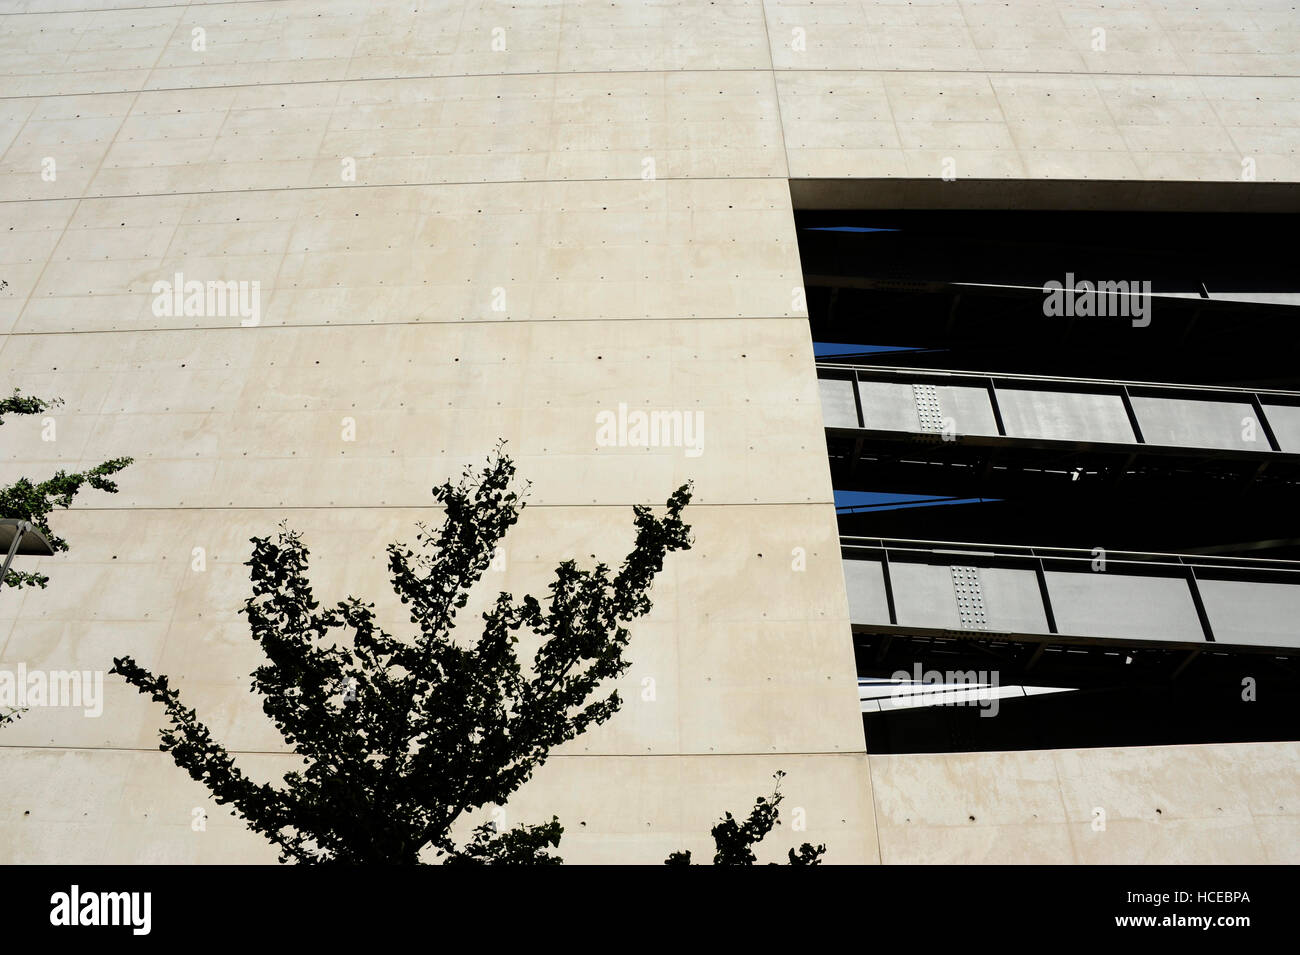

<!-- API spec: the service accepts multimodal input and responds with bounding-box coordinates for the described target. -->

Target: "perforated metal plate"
[912,383,945,433]
[950,565,988,631]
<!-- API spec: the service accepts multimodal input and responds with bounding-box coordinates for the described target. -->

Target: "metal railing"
[818,363,1300,454]
[840,536,1300,654]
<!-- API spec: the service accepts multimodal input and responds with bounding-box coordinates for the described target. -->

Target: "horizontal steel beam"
[840,537,1300,656]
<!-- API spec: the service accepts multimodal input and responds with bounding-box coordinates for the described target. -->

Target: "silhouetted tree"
[114,446,694,863]
[666,771,826,865]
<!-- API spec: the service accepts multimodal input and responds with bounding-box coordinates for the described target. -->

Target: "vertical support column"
[851,367,865,429]
[986,378,1007,436]
[1249,393,1282,452]
[880,541,898,626]
[1119,385,1146,444]
[1031,550,1059,635]
[1183,560,1217,643]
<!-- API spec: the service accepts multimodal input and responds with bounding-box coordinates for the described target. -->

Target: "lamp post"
[0,519,55,588]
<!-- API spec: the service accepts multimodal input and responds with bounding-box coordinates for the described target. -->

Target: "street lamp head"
[0,519,55,557]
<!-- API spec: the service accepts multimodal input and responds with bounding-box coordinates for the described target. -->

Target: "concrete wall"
[871,743,1300,864]
[1,0,1297,864]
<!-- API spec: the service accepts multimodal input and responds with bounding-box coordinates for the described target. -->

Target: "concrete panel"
[0,493,876,863]
[1045,570,1206,643]
[1131,394,1263,451]
[7,2,1300,186]
[0,71,785,202]
[997,387,1135,444]
[0,318,832,509]
[0,747,877,865]
[0,502,863,759]
[766,0,1300,182]
[5,0,1298,868]
[0,0,871,860]
[501,752,879,865]
[0,1,774,97]
[870,748,1079,864]
[4,179,803,333]
[777,69,1300,183]
[766,0,1300,77]
[1054,742,1278,864]
[872,741,1300,864]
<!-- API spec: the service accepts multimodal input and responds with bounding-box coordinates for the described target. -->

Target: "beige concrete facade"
[1,0,1297,863]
